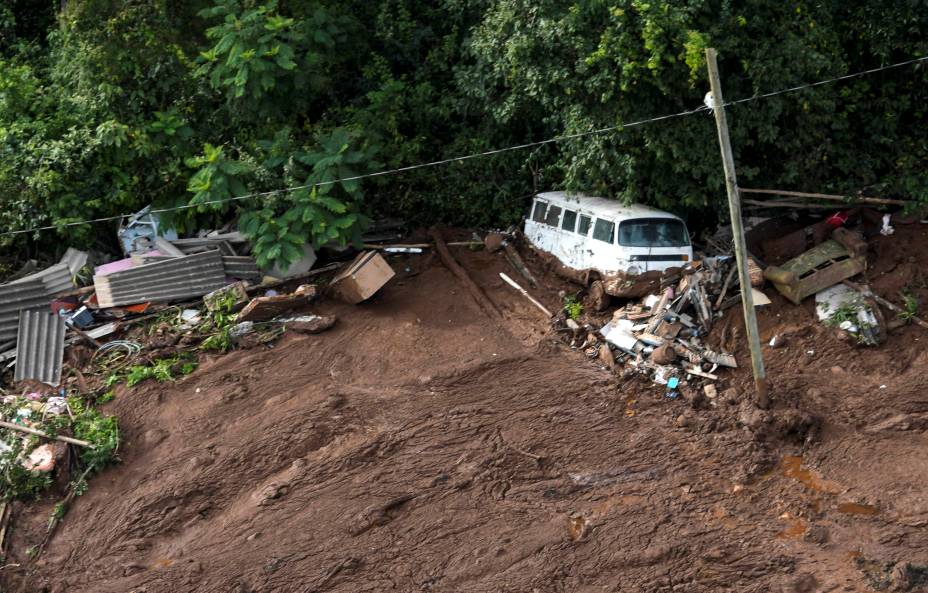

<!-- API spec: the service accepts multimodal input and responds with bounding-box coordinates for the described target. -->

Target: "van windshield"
[618,218,689,248]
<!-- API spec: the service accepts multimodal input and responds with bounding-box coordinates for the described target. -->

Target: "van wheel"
[588,280,610,312]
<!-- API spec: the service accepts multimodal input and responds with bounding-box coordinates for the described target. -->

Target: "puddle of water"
[838,502,879,516]
[780,455,841,494]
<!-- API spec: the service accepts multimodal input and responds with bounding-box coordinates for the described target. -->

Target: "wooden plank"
[431,228,501,318]
[740,188,910,206]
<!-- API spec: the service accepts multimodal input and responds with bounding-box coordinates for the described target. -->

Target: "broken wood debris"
[596,257,739,386]
[499,273,552,317]
[0,420,92,448]
[430,228,501,318]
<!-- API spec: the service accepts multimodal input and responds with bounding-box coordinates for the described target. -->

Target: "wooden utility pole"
[705,48,769,408]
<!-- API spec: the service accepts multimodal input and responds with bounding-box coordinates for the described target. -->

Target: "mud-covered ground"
[3,224,928,593]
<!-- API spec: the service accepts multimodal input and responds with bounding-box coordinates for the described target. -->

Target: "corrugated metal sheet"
[94,250,228,307]
[59,248,88,276]
[222,256,262,281]
[14,310,66,386]
[0,263,73,344]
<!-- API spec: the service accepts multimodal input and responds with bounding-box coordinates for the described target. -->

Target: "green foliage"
[0,0,926,262]
[200,327,234,352]
[898,291,919,321]
[67,397,120,469]
[124,356,196,387]
[0,437,53,501]
[96,390,116,405]
[563,294,583,320]
[0,393,119,500]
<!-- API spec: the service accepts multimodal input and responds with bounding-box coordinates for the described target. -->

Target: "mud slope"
[5,226,928,593]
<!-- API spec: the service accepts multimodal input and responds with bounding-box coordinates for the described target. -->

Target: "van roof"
[535,191,680,221]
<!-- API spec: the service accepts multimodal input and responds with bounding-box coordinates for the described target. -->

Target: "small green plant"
[48,501,67,528]
[823,301,863,328]
[898,290,918,321]
[126,358,174,386]
[96,390,115,404]
[200,325,234,352]
[563,294,583,320]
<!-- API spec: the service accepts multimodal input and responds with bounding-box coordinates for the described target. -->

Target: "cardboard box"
[330,251,395,303]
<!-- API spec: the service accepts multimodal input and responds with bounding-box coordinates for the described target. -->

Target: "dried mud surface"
[4,225,928,593]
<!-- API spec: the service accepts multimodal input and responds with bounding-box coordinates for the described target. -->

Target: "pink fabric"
[94,251,161,276]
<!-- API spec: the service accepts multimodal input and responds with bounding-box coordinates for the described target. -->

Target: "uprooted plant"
[0,393,120,502]
[898,290,919,322]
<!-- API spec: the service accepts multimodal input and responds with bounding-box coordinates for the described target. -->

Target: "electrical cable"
[1,53,924,238]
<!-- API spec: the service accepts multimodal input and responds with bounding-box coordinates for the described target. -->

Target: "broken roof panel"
[14,310,66,386]
[222,256,262,281]
[93,250,228,308]
[59,248,89,277]
[0,263,73,345]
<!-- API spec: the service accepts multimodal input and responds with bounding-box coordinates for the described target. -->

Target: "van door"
[553,207,587,270]
[588,217,623,273]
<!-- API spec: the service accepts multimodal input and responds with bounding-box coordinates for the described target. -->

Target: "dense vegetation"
[1,1,926,269]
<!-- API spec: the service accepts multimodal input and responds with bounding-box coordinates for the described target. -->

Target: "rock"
[788,573,818,593]
[675,414,690,428]
[769,334,787,349]
[247,532,260,541]
[738,403,769,431]
[830,365,845,374]
[721,388,739,405]
[865,413,914,433]
[703,384,718,399]
[141,429,169,447]
[287,315,337,335]
[651,343,677,365]
[484,233,506,253]
[803,524,829,544]
[598,344,615,368]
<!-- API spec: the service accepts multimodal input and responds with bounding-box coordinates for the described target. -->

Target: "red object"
[122,302,151,313]
[825,210,850,229]
[50,297,78,315]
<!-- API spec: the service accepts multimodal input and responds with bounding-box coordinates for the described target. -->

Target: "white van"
[524,191,693,304]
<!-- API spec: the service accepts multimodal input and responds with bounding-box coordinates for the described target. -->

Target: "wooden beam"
[430,228,502,318]
[740,188,908,206]
[706,48,769,409]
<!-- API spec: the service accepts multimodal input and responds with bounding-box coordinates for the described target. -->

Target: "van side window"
[544,205,562,227]
[531,201,547,223]
[577,215,591,236]
[561,210,577,232]
[592,218,615,243]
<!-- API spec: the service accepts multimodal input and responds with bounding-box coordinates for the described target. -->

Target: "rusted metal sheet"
[93,250,228,307]
[0,263,73,346]
[14,310,66,386]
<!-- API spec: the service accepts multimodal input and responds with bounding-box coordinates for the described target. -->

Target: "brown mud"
[3,225,928,593]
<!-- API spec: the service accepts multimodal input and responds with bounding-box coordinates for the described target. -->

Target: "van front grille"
[629,254,689,262]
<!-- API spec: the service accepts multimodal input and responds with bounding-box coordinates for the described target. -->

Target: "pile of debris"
[581,258,741,392]
[0,206,399,391]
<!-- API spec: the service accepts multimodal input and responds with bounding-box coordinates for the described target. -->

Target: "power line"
[0,104,712,238]
[2,53,926,239]
[725,54,928,107]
